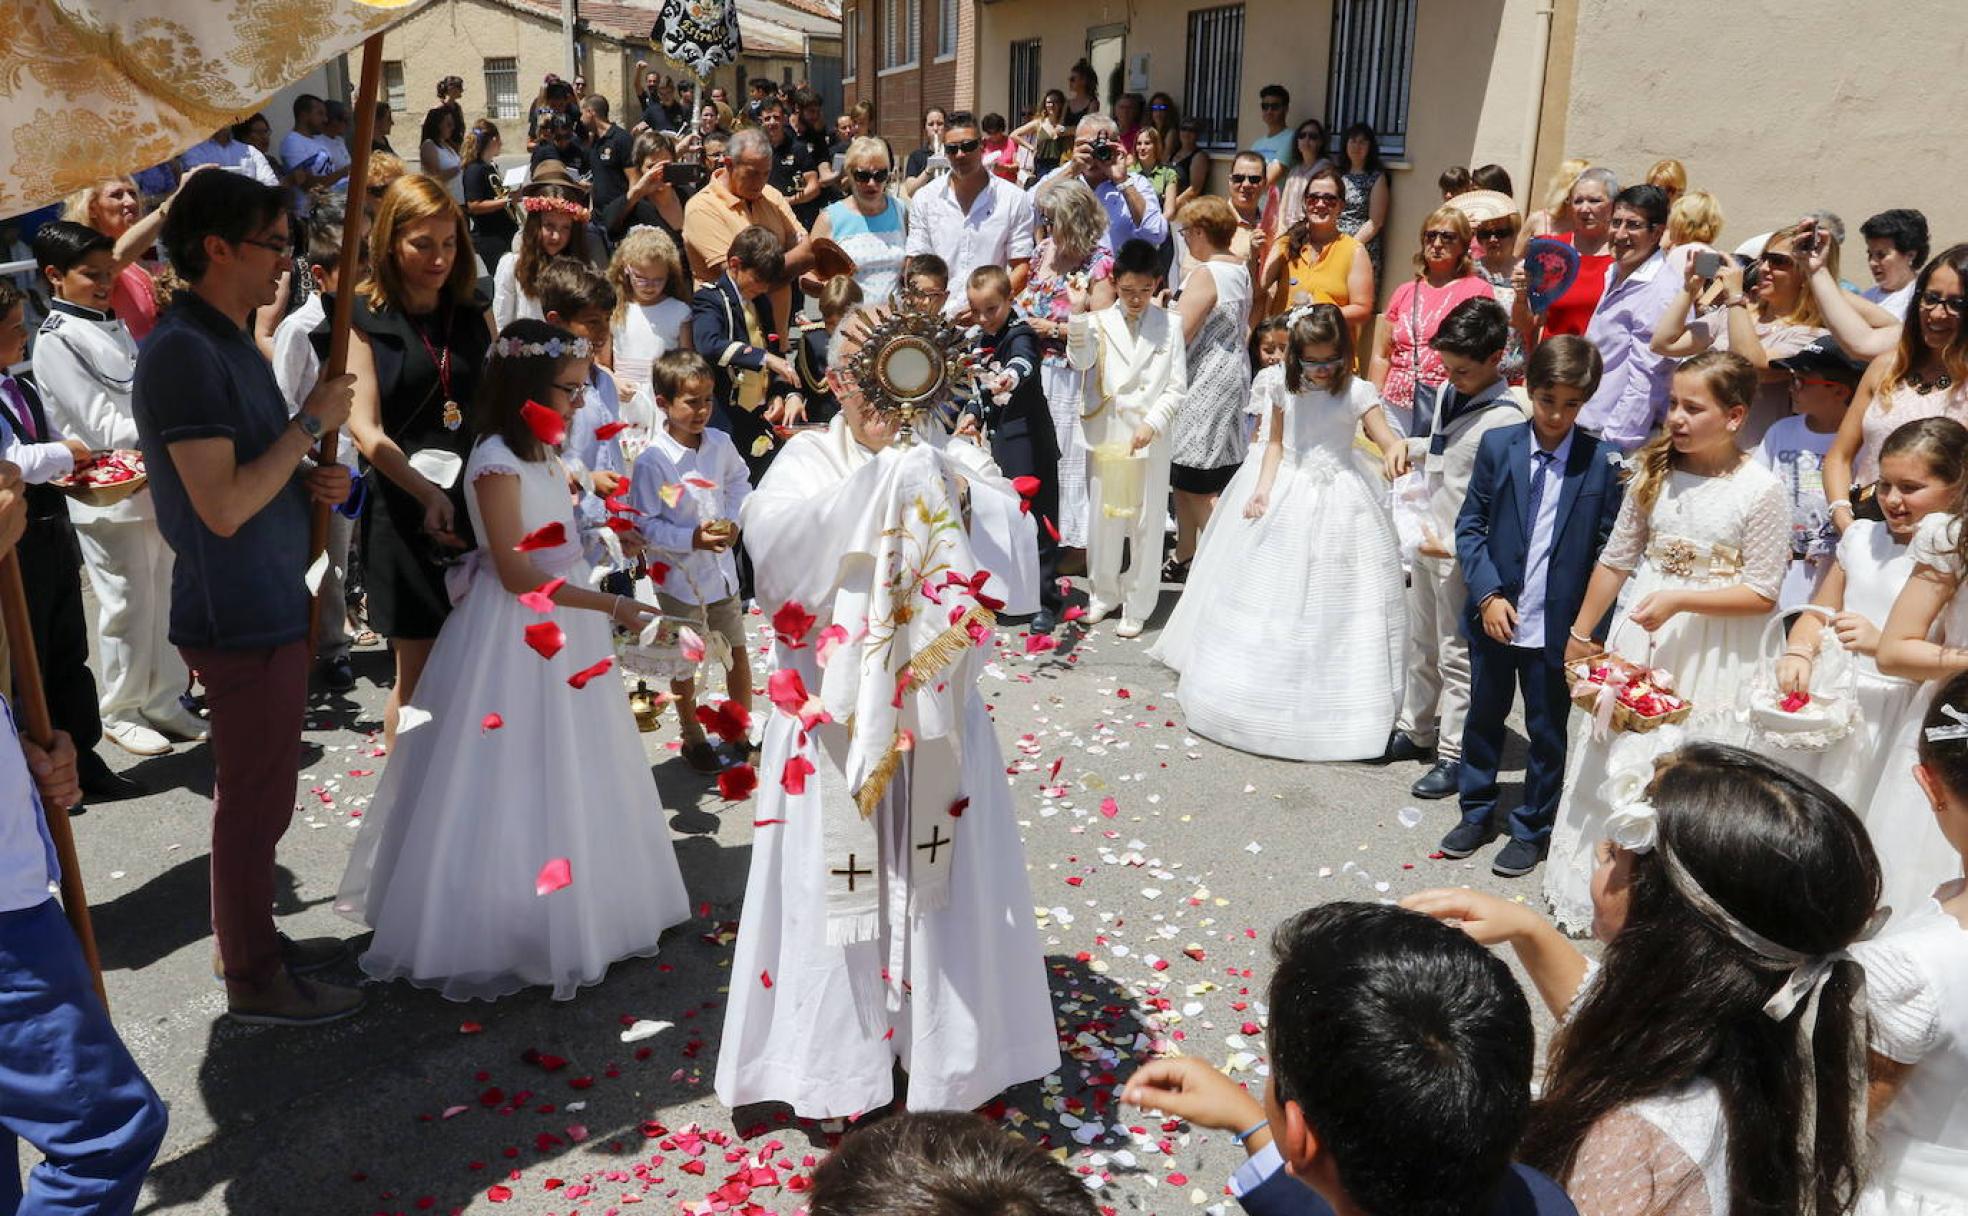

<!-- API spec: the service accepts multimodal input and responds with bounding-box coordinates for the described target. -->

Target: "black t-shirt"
[530,138,590,178]
[461,160,518,247]
[640,100,688,133]
[905,145,935,179]
[767,132,815,199]
[587,124,635,210]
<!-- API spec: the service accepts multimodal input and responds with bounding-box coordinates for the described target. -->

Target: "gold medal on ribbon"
[442,400,462,430]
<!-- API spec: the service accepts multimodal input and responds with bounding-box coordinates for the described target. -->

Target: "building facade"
[970,0,1968,306]
[841,0,975,154]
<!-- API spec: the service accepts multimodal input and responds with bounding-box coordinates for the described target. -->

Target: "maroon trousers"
[179,640,309,986]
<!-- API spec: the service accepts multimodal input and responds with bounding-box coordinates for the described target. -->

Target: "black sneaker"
[79,763,145,802]
[1373,731,1434,765]
[1439,821,1497,859]
[1491,838,1546,878]
[321,655,356,693]
[1410,760,1461,800]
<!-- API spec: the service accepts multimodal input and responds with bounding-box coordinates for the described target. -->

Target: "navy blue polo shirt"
[133,290,311,650]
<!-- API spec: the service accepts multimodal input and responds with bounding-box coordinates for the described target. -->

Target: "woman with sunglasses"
[1272,121,1333,230]
[1146,92,1180,147]
[1650,222,1834,442]
[808,137,908,304]
[1823,245,1968,533]
[1011,91,1069,179]
[1335,122,1390,280]
[1368,206,1494,435]
[1259,164,1372,332]
[1537,166,1619,338]
[1459,188,1533,384]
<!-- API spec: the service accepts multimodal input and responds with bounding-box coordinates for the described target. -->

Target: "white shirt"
[1864,280,1916,321]
[33,300,147,523]
[627,424,751,604]
[0,696,62,914]
[491,254,545,332]
[1513,428,1575,649]
[271,294,358,471]
[904,173,1036,314]
[180,136,279,187]
[0,375,75,485]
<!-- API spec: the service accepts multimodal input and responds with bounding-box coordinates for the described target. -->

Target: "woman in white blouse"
[418,107,464,203]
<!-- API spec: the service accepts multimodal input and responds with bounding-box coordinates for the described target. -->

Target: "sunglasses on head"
[943,137,982,155]
[1230,173,1264,186]
[851,167,891,184]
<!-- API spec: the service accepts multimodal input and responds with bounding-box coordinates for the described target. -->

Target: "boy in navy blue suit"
[1450,336,1624,877]
[690,224,797,485]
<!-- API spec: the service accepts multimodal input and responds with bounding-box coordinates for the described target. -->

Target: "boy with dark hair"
[897,252,950,315]
[1859,207,1928,317]
[0,279,130,803]
[1252,85,1293,178]
[34,220,207,757]
[809,1111,1098,1216]
[628,350,751,773]
[273,207,365,691]
[966,262,1063,632]
[1758,334,1868,608]
[1449,335,1622,876]
[1124,901,1574,1216]
[1384,297,1524,801]
[691,224,795,484]
[790,275,864,425]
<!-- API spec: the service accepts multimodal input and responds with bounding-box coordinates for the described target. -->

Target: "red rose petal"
[524,620,566,659]
[948,796,969,817]
[1011,475,1040,498]
[1062,604,1086,622]
[717,764,758,801]
[771,599,817,648]
[487,1183,514,1202]
[759,969,773,989]
[780,754,816,794]
[593,420,632,440]
[1040,514,1061,542]
[517,576,566,615]
[520,400,567,445]
[481,712,504,732]
[515,521,568,552]
[534,857,573,896]
[567,656,614,689]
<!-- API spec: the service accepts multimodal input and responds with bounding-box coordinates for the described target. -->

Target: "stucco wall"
[1562,0,1968,266]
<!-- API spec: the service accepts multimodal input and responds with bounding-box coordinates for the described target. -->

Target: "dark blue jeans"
[1458,636,1572,845]
[1,898,166,1214]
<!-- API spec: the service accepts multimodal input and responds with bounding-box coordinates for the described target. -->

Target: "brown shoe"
[681,740,726,773]
[212,933,349,981]
[226,969,366,1027]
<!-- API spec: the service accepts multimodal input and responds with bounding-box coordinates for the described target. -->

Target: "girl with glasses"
[1368,205,1493,435]
[807,137,909,305]
[1151,303,1406,762]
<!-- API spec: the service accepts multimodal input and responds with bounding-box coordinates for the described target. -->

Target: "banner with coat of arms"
[651,0,744,79]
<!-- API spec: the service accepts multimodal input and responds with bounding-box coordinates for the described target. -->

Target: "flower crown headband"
[522,194,591,221]
[494,335,592,359]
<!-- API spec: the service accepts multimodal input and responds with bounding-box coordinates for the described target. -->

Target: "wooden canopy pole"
[308,33,386,644]
[0,553,105,1007]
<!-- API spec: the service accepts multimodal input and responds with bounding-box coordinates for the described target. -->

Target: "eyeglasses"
[1305,190,1341,205]
[239,235,293,256]
[1920,290,1968,317]
[1230,173,1264,186]
[551,380,589,404]
[1297,130,1324,142]
[1260,101,1286,111]
[1150,103,1170,112]
[943,138,982,155]
[1760,251,1799,272]
[1788,374,1846,389]
[1297,354,1343,370]
[1422,230,1461,245]
[1607,215,1654,234]
[851,168,891,184]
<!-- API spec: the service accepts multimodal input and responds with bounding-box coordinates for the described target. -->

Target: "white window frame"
[935,0,958,61]
[843,4,859,81]
[879,0,920,74]
[484,56,519,120]
[383,60,407,114]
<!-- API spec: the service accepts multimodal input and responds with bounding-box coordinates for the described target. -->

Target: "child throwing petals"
[1544,350,1789,933]
[336,320,690,1001]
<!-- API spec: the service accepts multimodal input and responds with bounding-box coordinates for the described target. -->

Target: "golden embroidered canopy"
[0,0,426,217]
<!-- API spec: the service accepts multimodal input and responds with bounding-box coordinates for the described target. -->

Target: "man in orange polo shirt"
[683,128,814,343]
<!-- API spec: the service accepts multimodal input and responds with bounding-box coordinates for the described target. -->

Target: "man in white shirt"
[0,458,169,1213]
[180,125,280,187]
[905,111,1035,313]
[1578,185,1679,452]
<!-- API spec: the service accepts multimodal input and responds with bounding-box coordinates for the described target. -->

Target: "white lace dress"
[1779,520,1924,811]
[1569,1083,1730,1215]
[1863,514,1968,925]
[1545,461,1790,933]
[1853,880,1968,1216]
[335,436,692,1001]
[1149,369,1405,760]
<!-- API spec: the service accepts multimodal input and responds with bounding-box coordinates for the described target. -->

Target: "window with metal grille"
[484,57,519,119]
[1009,38,1042,122]
[880,0,920,71]
[1325,0,1416,157]
[937,0,958,58]
[1183,5,1244,150]
[383,61,406,114]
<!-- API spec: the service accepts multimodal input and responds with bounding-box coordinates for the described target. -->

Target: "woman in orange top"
[1259,164,1374,330]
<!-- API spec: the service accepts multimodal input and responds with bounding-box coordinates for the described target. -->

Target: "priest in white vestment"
[713,309,1060,1118]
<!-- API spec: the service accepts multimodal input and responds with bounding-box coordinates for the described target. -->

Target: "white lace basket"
[614,613,734,682]
[1744,607,1860,751]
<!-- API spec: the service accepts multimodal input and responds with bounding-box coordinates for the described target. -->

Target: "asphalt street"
[56,584,1566,1215]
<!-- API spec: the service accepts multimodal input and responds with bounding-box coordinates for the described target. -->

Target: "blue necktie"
[1524,449,1556,544]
